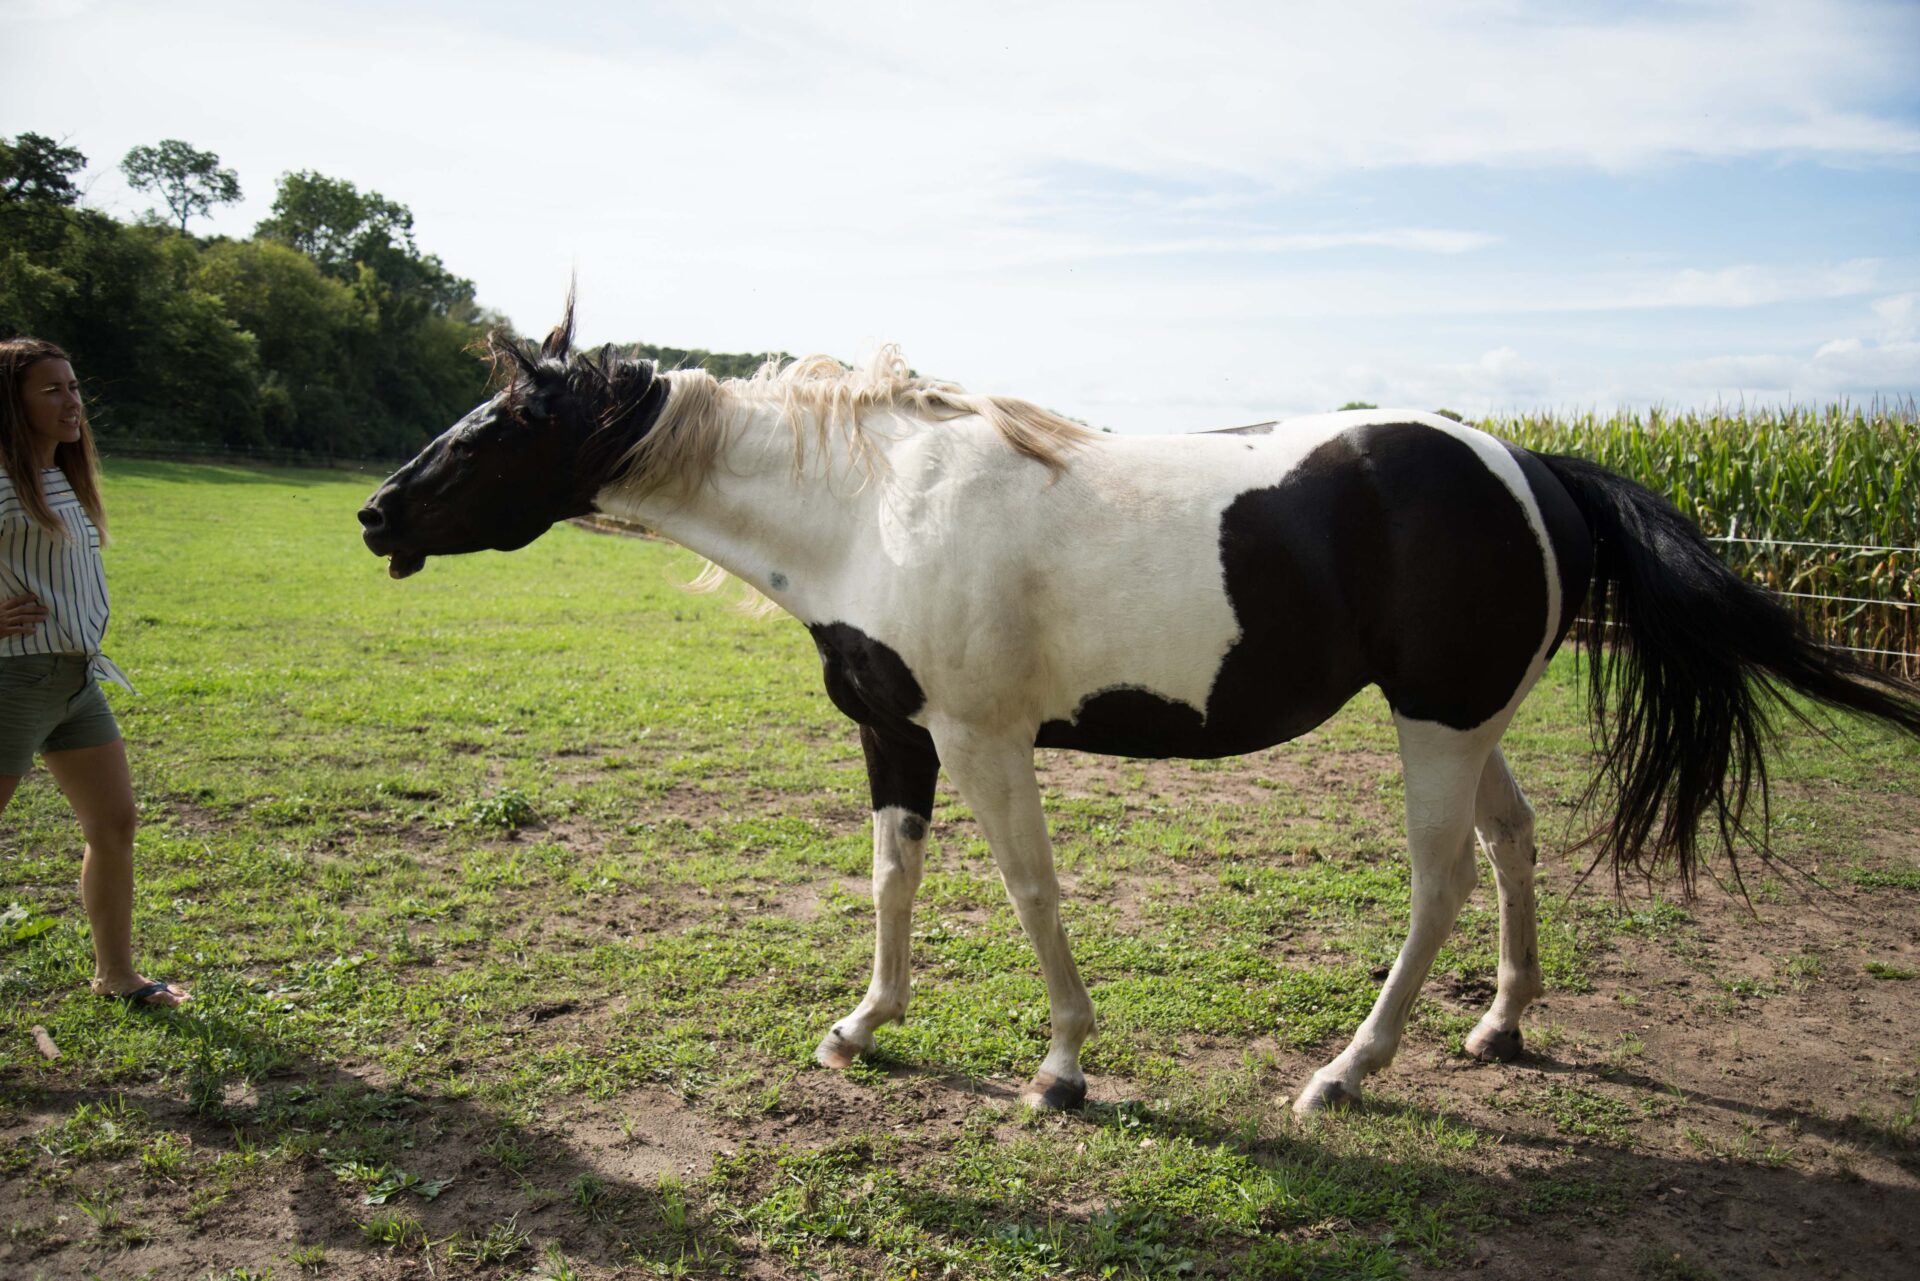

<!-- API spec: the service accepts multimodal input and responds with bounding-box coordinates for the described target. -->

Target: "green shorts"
[0,655,123,776]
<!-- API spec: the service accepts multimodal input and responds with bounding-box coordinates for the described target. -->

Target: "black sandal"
[97,980,187,1007]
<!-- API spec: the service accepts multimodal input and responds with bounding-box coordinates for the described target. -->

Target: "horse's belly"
[1034,665,1367,758]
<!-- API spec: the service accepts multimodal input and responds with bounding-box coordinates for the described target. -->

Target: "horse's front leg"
[816,724,941,1069]
[932,720,1094,1110]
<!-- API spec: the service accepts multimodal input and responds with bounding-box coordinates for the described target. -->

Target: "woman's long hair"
[0,337,108,536]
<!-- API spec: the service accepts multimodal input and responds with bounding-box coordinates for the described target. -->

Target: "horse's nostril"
[357,504,386,531]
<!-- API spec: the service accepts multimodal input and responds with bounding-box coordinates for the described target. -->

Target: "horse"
[358,302,1920,1114]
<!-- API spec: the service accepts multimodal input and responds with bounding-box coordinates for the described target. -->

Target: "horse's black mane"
[485,298,668,484]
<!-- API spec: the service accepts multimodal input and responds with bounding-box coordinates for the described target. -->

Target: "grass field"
[3,460,1918,1280]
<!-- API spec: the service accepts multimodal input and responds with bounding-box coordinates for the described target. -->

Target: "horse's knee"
[870,828,926,910]
[1415,841,1478,909]
[1500,799,1537,857]
[999,877,1060,923]
[871,855,922,911]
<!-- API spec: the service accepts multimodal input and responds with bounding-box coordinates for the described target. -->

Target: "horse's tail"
[1531,450,1920,893]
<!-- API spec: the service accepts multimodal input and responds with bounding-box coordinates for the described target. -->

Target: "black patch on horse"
[1039,422,1556,753]
[1505,444,1594,653]
[1352,424,1550,727]
[860,724,940,820]
[1038,685,1212,757]
[810,623,927,729]
[359,345,670,564]
[810,624,940,816]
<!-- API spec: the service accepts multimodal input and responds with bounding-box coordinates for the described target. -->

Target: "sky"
[7,0,1919,432]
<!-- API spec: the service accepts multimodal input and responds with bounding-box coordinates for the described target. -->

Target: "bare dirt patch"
[1385,870,1920,1280]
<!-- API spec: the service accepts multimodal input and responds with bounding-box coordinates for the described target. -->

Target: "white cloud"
[1650,261,1883,310]
[719,0,1920,177]
[1873,293,1920,341]
[1332,346,1552,416]
[1648,332,1919,404]
[1809,336,1920,388]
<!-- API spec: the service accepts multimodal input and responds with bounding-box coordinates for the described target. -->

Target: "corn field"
[1482,403,1919,678]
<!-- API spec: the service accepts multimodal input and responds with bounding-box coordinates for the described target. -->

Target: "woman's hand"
[0,593,48,637]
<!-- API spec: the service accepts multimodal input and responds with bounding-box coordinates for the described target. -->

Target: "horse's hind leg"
[1294,714,1500,1114]
[1464,747,1543,1062]
[817,725,940,1069]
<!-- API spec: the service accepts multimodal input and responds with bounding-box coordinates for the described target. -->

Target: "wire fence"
[1709,536,1920,555]
[1583,536,1920,677]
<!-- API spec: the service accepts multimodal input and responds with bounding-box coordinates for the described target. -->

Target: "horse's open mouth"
[388,551,427,580]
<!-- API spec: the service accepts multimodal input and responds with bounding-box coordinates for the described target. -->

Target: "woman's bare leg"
[43,740,187,1006]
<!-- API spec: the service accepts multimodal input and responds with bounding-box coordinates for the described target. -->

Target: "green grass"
[2,459,1917,1279]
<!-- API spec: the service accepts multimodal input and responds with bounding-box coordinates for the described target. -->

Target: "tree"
[2,146,494,457]
[1337,400,1378,411]
[121,139,242,234]
[1,132,85,207]
[255,171,418,278]
[1,132,90,256]
[256,170,472,314]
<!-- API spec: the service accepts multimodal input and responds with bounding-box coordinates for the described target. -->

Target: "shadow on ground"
[6,998,1917,1280]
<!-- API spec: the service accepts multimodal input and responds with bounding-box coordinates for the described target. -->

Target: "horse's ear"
[540,286,577,361]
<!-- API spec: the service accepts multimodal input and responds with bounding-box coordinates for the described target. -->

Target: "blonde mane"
[613,344,1097,500]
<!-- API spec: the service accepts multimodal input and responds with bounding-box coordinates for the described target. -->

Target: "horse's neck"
[600,404,884,621]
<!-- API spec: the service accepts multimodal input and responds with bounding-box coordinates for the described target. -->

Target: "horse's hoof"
[1019,1071,1087,1111]
[1292,1077,1357,1115]
[1464,1026,1524,1063]
[814,1026,869,1070]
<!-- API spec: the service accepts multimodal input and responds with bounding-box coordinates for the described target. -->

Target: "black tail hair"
[1534,452,1920,895]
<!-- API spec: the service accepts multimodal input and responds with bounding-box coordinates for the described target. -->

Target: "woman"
[1,337,187,1006]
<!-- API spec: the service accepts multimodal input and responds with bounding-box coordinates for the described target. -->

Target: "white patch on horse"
[861,415,1372,729]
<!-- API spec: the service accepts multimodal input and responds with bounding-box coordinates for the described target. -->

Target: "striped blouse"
[0,465,132,690]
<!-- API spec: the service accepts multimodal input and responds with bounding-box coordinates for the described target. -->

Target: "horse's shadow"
[792,1042,1920,1278]
[10,1012,1919,1279]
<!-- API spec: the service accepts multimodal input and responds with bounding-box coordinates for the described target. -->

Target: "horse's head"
[358,302,667,579]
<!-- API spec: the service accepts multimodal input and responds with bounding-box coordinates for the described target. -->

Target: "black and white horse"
[359,305,1920,1114]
